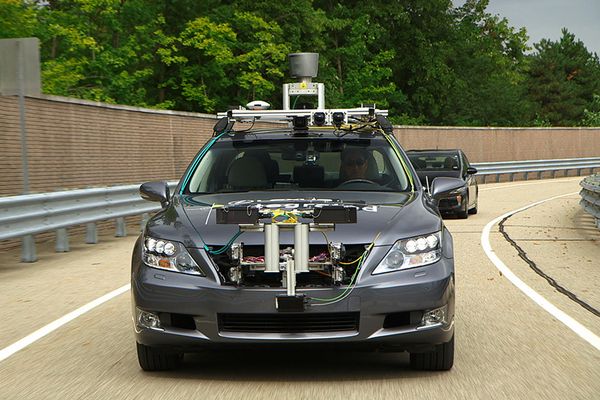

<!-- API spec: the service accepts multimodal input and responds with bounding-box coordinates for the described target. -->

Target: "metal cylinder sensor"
[264,224,280,272]
[294,224,309,273]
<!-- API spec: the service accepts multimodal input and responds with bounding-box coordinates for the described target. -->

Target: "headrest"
[294,165,324,187]
[444,157,457,169]
[228,157,268,189]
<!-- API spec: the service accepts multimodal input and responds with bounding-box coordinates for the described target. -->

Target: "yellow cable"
[338,254,364,265]
[338,231,381,265]
[383,132,415,193]
[271,209,298,224]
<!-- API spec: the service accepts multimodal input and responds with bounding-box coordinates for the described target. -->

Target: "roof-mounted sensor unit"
[246,100,270,110]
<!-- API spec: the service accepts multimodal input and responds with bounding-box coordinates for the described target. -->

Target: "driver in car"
[340,148,369,181]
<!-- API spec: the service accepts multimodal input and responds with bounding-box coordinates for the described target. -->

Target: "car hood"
[146,191,442,248]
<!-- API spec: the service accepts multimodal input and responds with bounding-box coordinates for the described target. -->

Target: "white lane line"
[0,284,130,363]
[481,192,600,351]
[480,177,582,191]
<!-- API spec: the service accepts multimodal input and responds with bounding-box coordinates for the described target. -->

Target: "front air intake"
[218,312,360,333]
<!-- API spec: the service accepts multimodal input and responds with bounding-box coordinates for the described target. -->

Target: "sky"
[453,0,600,55]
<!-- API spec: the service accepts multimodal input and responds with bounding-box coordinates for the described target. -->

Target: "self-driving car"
[407,149,478,218]
[132,53,466,372]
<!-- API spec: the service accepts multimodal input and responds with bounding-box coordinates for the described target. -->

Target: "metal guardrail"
[579,174,600,229]
[472,157,600,182]
[0,182,177,262]
[2,157,600,263]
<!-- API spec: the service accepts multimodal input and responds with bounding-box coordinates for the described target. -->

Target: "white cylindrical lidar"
[294,224,309,273]
[289,53,319,79]
[265,224,280,272]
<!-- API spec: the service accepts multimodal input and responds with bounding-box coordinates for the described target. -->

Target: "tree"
[582,95,600,127]
[442,0,533,126]
[170,11,290,112]
[526,28,600,126]
[0,0,38,38]
[2,0,596,127]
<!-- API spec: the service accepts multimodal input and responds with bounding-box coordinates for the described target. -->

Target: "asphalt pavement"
[0,177,598,400]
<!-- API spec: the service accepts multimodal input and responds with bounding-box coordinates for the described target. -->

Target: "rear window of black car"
[408,152,460,172]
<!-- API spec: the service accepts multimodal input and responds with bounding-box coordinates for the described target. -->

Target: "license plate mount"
[276,295,306,312]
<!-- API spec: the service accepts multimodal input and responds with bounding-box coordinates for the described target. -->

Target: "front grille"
[218,312,360,333]
[439,198,459,208]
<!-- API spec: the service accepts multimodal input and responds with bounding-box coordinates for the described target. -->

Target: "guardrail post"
[55,228,69,252]
[537,171,542,179]
[21,235,37,262]
[524,172,529,180]
[551,170,556,178]
[140,213,149,232]
[509,173,515,182]
[115,217,126,237]
[496,174,500,183]
[86,222,98,244]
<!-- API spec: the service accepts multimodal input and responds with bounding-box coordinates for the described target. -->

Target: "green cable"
[338,253,364,266]
[292,95,300,109]
[204,231,243,255]
[309,233,380,303]
[179,132,227,195]
[310,254,365,302]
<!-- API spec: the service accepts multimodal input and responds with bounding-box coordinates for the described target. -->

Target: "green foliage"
[1,0,597,127]
[0,0,38,38]
[582,95,600,127]
[443,0,533,126]
[526,29,600,126]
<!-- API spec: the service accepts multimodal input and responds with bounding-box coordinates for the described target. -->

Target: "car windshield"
[408,151,460,172]
[184,137,412,194]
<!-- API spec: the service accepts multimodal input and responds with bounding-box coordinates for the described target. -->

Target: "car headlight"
[372,232,442,274]
[142,237,204,276]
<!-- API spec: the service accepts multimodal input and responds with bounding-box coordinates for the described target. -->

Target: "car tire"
[468,190,478,214]
[457,196,468,219]
[409,335,454,371]
[136,342,182,371]
[468,202,478,215]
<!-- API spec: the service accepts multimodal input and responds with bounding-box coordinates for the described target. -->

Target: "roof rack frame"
[217,107,389,127]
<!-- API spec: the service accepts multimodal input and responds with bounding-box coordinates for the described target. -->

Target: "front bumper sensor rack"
[215,205,357,311]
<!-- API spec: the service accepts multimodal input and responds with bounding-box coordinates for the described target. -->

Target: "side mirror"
[467,166,477,175]
[430,177,465,203]
[140,181,170,208]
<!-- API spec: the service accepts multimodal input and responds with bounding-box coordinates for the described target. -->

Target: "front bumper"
[131,254,455,352]
[438,195,464,212]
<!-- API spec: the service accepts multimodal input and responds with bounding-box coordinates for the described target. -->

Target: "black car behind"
[407,149,478,218]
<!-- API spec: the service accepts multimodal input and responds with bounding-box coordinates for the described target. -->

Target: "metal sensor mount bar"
[217,107,388,127]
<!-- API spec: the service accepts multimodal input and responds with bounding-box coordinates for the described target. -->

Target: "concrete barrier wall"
[396,126,600,162]
[0,95,216,196]
[1,94,599,197]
